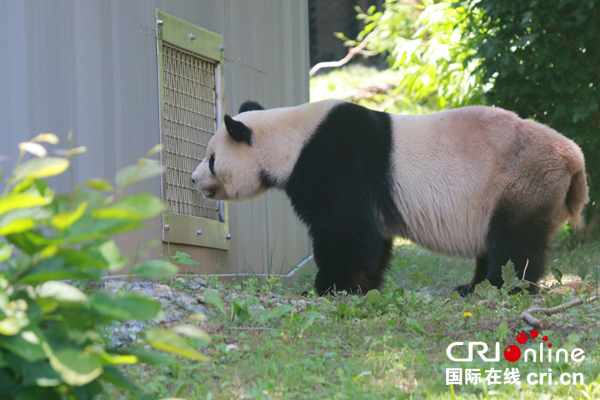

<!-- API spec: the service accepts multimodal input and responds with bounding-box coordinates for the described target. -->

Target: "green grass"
[310,65,436,115]
[100,238,600,400]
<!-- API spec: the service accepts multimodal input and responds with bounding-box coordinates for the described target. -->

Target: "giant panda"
[191,99,588,296]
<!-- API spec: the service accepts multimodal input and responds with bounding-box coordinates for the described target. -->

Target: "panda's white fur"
[387,106,585,257]
[192,100,588,296]
[192,99,340,200]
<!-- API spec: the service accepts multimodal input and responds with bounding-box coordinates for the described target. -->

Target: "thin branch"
[503,260,548,293]
[519,99,549,122]
[520,295,599,329]
[522,259,530,280]
[309,31,378,77]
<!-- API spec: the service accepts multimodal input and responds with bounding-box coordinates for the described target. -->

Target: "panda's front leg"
[310,220,387,296]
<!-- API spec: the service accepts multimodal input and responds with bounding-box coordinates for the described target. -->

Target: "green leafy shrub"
[0,134,209,399]
[350,0,485,109]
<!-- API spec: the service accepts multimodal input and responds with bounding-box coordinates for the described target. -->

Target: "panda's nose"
[191,176,196,184]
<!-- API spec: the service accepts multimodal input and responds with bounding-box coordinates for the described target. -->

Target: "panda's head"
[191,101,266,200]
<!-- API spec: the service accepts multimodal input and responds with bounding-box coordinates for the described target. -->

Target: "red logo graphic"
[504,329,552,362]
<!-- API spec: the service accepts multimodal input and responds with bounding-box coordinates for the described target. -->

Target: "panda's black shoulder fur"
[285,101,405,294]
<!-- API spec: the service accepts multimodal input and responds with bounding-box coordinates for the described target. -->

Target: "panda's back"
[386,106,528,257]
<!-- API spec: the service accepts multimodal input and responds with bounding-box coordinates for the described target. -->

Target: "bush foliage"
[460,0,600,234]
[352,0,485,109]
[0,135,208,399]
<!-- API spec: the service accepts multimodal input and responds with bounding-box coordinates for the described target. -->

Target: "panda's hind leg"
[483,201,555,293]
[454,254,489,296]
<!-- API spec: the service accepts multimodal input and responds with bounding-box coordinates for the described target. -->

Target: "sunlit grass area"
[310,64,437,115]
[101,237,600,399]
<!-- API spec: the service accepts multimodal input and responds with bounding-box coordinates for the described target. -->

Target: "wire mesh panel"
[162,43,221,221]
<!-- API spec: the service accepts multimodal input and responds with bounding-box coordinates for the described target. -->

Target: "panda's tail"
[566,169,588,229]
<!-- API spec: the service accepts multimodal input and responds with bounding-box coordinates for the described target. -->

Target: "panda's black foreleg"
[311,223,389,296]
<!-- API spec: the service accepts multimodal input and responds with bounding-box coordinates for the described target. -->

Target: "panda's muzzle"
[204,187,217,199]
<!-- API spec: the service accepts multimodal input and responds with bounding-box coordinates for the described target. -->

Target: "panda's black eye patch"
[209,154,216,176]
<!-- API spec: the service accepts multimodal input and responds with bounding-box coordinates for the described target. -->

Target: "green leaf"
[0,333,46,362]
[551,268,563,284]
[497,321,509,341]
[578,263,590,281]
[171,251,200,265]
[6,230,61,255]
[501,261,519,287]
[100,366,140,393]
[92,194,163,220]
[145,144,164,158]
[54,248,106,271]
[18,142,48,158]
[0,218,36,236]
[332,303,355,319]
[36,281,88,303]
[66,217,144,243]
[567,333,581,344]
[171,325,211,343]
[202,289,226,316]
[50,201,87,231]
[17,258,101,285]
[231,301,250,323]
[49,348,103,387]
[0,191,53,216]
[55,146,87,158]
[0,243,12,262]
[73,379,103,400]
[80,179,114,192]
[130,260,177,280]
[8,386,62,400]
[367,289,383,306]
[0,316,22,336]
[99,240,128,271]
[0,368,15,396]
[145,328,209,361]
[31,133,59,144]
[0,205,53,227]
[91,292,161,321]
[36,297,59,314]
[406,318,426,335]
[474,280,497,300]
[22,360,62,387]
[13,157,70,182]
[266,305,292,322]
[115,348,175,366]
[115,163,165,189]
[101,353,139,365]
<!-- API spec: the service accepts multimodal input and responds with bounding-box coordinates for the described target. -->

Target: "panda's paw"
[507,284,539,296]
[453,283,475,297]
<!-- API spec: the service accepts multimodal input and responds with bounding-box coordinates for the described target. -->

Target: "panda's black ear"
[238,100,265,113]
[224,114,252,145]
